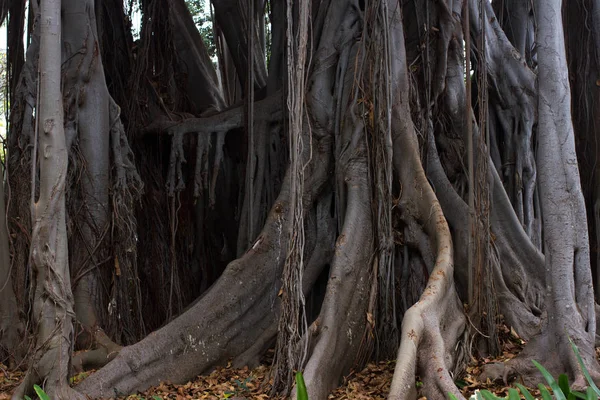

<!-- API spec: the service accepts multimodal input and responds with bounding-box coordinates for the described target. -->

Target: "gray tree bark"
[12,0,83,398]
[0,163,23,363]
[504,0,600,386]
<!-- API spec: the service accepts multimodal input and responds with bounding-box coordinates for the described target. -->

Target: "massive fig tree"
[3,0,600,399]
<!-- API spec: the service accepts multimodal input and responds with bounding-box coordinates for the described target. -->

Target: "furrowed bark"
[12,0,83,398]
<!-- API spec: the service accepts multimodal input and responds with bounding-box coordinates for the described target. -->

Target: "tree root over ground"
[75,132,332,398]
[2,323,582,399]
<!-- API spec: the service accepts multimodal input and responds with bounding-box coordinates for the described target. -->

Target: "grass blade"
[515,383,536,400]
[532,360,567,400]
[569,390,588,399]
[296,371,309,400]
[480,389,499,400]
[33,385,50,400]
[507,388,521,400]
[568,336,600,396]
[559,374,571,396]
[538,384,554,400]
[586,387,597,400]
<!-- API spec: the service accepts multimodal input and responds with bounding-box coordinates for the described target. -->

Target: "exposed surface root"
[481,331,600,390]
[72,328,122,373]
[76,133,332,398]
[388,125,466,400]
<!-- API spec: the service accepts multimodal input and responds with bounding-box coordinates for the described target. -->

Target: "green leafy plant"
[448,337,600,399]
[296,371,309,400]
[23,384,50,400]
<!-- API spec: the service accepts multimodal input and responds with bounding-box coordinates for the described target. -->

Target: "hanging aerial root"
[271,0,311,393]
[106,98,145,344]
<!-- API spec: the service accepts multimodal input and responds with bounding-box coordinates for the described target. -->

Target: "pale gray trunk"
[12,0,83,398]
[531,0,597,382]
[62,0,123,370]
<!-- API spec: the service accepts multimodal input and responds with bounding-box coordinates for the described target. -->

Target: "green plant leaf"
[152,396,162,400]
[448,394,460,400]
[24,396,32,400]
[33,384,50,400]
[296,371,309,400]
[559,374,571,395]
[568,336,600,396]
[454,379,467,389]
[515,383,536,400]
[586,387,597,400]
[570,390,588,399]
[538,384,554,400]
[480,390,500,400]
[532,360,567,400]
[507,388,521,400]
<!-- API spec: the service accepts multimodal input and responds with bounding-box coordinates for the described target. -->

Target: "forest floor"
[0,323,582,399]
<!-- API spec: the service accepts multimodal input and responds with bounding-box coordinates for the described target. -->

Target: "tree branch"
[143,91,282,136]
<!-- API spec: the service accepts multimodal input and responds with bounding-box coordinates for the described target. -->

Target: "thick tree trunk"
[12,0,83,398]
[505,0,600,386]
[0,164,23,363]
[59,0,128,370]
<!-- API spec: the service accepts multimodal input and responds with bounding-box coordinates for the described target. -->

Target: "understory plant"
[23,385,50,400]
[296,371,309,400]
[449,337,600,399]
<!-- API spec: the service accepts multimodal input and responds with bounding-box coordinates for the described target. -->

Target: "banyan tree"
[1,0,600,398]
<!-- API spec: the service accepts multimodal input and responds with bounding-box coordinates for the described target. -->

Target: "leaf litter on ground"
[0,323,597,399]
